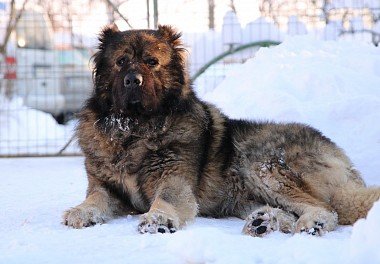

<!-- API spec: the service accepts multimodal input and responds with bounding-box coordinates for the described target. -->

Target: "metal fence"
[0,0,379,157]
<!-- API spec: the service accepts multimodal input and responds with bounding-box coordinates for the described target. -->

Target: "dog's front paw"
[138,212,179,234]
[62,206,108,229]
[295,210,338,236]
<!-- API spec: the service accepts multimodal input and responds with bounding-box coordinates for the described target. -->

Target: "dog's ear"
[158,24,187,67]
[158,25,188,86]
[98,23,120,47]
[157,25,182,49]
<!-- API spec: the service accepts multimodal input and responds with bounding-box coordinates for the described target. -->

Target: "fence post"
[153,0,158,29]
[146,0,150,28]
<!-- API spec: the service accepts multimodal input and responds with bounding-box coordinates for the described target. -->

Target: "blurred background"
[0,0,379,157]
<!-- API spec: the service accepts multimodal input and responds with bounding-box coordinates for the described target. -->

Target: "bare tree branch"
[230,0,237,14]
[103,0,133,28]
[0,0,30,54]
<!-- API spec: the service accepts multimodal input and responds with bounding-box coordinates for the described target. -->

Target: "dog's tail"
[330,185,380,225]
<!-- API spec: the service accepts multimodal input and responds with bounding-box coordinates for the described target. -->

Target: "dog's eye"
[146,58,159,67]
[116,56,127,66]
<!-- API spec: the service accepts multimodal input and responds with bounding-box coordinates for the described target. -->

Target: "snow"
[1,37,380,263]
[350,201,380,263]
[222,11,243,45]
[0,96,77,155]
[242,17,283,43]
[0,157,379,263]
[322,21,343,41]
[287,16,307,36]
[198,36,380,185]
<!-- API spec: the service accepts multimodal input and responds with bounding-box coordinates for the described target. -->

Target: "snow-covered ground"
[1,157,379,263]
[1,36,380,263]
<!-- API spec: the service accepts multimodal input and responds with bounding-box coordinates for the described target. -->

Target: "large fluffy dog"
[63,24,380,236]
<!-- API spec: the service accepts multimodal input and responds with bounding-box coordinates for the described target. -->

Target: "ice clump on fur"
[102,114,137,132]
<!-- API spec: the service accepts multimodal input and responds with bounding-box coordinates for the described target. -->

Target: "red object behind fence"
[4,56,17,79]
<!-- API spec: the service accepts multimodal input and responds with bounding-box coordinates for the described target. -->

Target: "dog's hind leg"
[330,185,380,225]
[286,149,380,226]
[246,157,338,236]
[232,198,297,237]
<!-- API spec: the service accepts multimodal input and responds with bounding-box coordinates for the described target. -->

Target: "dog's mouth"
[125,99,144,113]
[115,92,158,116]
[112,79,145,115]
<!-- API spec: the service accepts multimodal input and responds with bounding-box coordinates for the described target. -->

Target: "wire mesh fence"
[0,0,379,157]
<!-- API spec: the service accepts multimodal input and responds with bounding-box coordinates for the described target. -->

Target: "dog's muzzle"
[123,73,143,107]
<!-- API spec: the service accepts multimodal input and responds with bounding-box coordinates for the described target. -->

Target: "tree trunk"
[0,0,29,99]
[208,0,215,30]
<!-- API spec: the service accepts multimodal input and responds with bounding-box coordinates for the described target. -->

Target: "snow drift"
[197,36,380,185]
[0,96,76,155]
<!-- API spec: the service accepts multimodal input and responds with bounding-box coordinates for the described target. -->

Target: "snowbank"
[198,36,380,185]
[0,96,77,155]
[350,201,380,263]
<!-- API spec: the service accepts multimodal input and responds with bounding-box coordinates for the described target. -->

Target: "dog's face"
[91,24,190,116]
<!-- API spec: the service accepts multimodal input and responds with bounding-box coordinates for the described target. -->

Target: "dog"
[62,24,380,237]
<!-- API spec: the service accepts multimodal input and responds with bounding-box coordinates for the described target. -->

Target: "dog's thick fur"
[63,25,380,236]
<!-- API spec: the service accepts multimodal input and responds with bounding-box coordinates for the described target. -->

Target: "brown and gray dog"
[63,24,380,237]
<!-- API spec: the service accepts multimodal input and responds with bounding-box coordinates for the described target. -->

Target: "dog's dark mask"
[91,24,189,117]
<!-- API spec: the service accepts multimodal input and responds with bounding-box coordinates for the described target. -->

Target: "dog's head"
[91,24,191,116]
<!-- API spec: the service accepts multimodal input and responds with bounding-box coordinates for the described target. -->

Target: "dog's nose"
[124,73,143,88]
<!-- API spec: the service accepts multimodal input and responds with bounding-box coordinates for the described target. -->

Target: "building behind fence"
[0,0,379,157]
